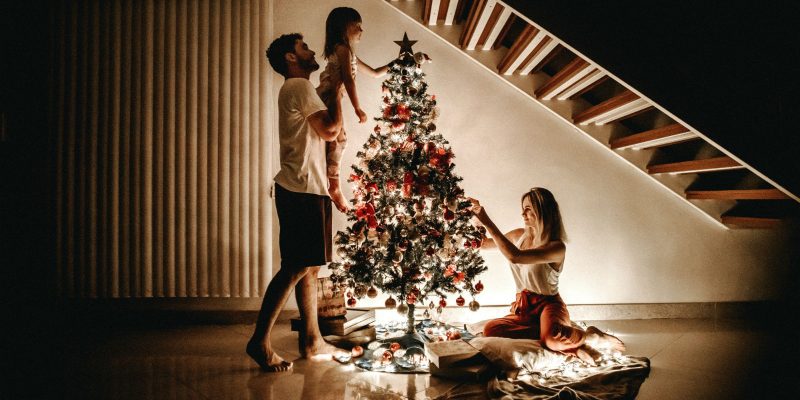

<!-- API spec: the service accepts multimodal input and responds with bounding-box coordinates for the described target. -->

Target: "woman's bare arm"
[479,228,522,250]
[469,198,565,265]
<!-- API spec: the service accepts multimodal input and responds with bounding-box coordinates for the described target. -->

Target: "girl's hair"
[324,7,362,58]
[521,187,567,243]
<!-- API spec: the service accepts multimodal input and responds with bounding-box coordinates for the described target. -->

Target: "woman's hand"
[467,197,489,223]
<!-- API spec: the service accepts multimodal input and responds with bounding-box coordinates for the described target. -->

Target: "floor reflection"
[48,318,791,399]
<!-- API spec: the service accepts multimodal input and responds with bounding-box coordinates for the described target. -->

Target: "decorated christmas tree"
[329,34,487,334]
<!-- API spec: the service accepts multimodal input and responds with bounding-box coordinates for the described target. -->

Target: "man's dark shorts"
[275,183,332,269]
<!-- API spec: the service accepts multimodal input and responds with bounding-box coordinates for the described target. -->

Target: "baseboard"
[54,298,782,326]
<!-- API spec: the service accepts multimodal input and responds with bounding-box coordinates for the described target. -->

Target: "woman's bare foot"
[585,326,626,353]
[246,340,293,372]
[574,345,601,366]
[302,338,349,361]
[328,185,348,213]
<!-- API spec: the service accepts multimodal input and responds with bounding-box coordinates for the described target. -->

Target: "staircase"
[383,0,798,229]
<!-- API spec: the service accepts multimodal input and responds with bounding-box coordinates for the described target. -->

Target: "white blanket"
[469,337,650,400]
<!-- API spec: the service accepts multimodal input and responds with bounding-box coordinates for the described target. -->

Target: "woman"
[469,188,624,364]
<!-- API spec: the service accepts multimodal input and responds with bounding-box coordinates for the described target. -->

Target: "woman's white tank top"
[508,235,561,295]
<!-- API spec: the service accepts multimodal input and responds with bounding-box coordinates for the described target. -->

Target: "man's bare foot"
[585,326,626,353]
[302,338,349,361]
[328,186,348,213]
[246,340,293,372]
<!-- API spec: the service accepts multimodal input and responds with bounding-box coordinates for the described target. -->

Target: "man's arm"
[307,88,343,141]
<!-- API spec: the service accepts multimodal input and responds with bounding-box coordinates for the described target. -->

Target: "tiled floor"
[37,317,793,399]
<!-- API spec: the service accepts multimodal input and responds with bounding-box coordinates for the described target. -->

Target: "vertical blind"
[53,0,275,298]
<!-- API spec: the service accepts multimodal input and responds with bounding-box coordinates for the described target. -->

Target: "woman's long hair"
[521,187,567,243]
[323,7,362,58]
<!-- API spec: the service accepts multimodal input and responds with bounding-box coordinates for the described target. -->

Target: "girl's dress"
[316,49,357,181]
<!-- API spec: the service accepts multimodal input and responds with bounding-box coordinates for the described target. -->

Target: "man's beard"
[298,57,319,73]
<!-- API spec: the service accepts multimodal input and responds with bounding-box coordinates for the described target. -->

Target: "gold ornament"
[469,300,480,312]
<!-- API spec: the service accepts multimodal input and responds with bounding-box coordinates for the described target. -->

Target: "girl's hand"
[355,108,367,123]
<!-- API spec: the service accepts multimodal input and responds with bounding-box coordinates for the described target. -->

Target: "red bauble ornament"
[367,215,378,229]
[346,291,353,299]
[418,184,430,196]
[439,298,447,308]
[475,280,484,292]
[456,295,466,307]
[382,350,393,361]
[385,296,397,309]
[347,297,357,307]
[396,104,411,121]
[351,345,364,358]
[367,286,378,298]
[390,342,401,352]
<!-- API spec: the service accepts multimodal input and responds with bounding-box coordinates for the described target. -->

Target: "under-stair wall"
[400,0,799,230]
[278,0,799,307]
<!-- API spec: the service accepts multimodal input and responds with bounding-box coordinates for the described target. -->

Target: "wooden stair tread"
[720,215,783,229]
[647,156,743,174]
[610,123,696,150]
[686,188,789,200]
[572,90,652,125]
[534,57,593,100]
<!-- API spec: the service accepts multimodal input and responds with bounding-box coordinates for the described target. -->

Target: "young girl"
[317,7,390,212]
[469,188,625,365]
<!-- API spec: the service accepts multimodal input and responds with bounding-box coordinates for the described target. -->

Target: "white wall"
[270,0,798,309]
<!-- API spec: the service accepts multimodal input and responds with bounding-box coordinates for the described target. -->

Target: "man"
[247,33,346,372]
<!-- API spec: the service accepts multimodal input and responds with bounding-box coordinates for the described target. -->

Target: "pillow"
[469,337,567,375]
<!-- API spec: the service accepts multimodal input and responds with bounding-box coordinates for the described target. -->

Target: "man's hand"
[355,108,367,124]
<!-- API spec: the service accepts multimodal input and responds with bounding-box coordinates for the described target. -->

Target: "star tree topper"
[394,32,417,56]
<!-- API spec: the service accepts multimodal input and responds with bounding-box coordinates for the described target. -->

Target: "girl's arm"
[356,57,388,78]
[468,198,565,265]
[335,45,367,123]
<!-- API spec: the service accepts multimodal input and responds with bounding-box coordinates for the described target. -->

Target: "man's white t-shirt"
[273,78,329,196]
